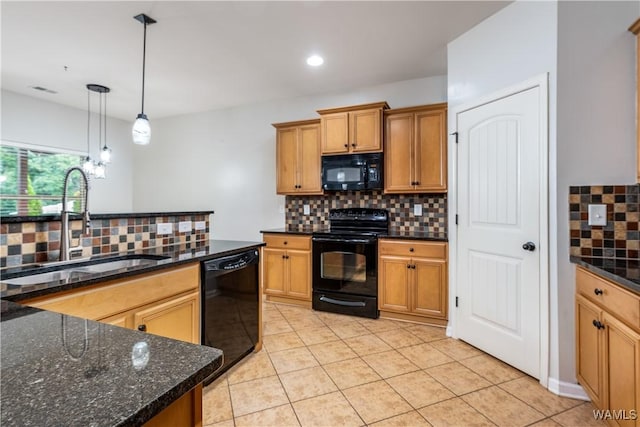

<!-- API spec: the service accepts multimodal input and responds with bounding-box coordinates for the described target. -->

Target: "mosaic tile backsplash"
[569,185,639,260]
[286,191,447,233]
[0,213,210,267]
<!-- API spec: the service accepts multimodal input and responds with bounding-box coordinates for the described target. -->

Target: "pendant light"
[82,88,95,175]
[86,84,110,179]
[132,13,156,145]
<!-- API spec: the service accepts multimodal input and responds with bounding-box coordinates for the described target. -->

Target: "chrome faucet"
[60,167,91,261]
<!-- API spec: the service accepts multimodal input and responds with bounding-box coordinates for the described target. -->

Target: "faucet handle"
[83,211,91,235]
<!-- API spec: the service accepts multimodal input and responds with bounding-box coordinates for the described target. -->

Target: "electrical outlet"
[303,204,310,215]
[414,204,423,216]
[195,221,206,231]
[178,221,192,233]
[588,204,607,226]
[278,205,285,214]
[157,223,173,235]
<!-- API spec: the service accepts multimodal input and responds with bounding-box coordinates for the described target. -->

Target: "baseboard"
[547,377,590,401]
[445,325,453,337]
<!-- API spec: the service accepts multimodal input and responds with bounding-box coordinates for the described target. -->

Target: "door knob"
[522,242,536,252]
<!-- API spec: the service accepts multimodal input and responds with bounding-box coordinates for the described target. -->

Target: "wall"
[1,90,134,213]
[131,76,447,241]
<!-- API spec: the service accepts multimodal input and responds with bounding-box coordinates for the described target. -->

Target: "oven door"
[312,236,377,297]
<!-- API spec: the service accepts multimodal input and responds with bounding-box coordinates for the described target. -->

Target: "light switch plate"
[303,204,310,215]
[414,204,423,216]
[195,221,206,231]
[588,204,607,226]
[157,223,173,235]
[178,221,192,233]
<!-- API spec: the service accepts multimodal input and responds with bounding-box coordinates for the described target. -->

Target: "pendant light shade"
[132,13,156,145]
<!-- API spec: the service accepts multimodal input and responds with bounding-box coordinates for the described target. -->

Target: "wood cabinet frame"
[630,18,640,183]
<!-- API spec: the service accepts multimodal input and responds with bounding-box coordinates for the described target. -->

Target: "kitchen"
[1,1,639,426]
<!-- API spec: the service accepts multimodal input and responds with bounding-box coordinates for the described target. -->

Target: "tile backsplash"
[286,191,447,233]
[569,185,639,260]
[0,212,211,267]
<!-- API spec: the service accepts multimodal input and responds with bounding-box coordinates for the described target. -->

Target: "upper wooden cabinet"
[273,119,322,195]
[384,103,448,193]
[630,18,640,183]
[317,102,389,155]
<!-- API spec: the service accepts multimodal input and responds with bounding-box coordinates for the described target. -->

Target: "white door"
[455,83,546,379]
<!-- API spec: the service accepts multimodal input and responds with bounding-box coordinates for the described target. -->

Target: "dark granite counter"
[0,300,223,427]
[1,239,264,302]
[570,256,640,294]
[1,210,215,223]
[260,227,448,242]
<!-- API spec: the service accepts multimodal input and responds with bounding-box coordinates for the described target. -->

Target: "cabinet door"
[276,127,298,194]
[415,109,447,192]
[99,312,132,329]
[298,123,323,194]
[263,248,287,296]
[384,113,414,193]
[321,112,349,154]
[603,312,640,426]
[287,250,311,300]
[379,256,410,313]
[412,258,447,319]
[576,295,604,407]
[134,292,200,344]
[350,108,382,153]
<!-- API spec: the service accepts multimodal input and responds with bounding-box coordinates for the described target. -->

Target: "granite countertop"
[0,300,223,426]
[261,226,448,241]
[1,239,264,302]
[570,256,640,294]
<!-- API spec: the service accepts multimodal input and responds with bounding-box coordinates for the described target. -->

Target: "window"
[0,142,85,216]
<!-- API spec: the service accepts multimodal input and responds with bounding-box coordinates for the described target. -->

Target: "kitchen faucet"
[60,166,91,261]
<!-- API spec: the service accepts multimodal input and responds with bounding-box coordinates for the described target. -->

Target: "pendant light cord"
[86,90,91,156]
[141,21,147,115]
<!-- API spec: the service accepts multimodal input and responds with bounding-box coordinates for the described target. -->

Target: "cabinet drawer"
[263,234,310,250]
[379,239,447,259]
[576,266,640,330]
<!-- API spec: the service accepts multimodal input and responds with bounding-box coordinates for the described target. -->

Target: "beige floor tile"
[263,319,293,336]
[361,349,420,379]
[229,375,289,417]
[430,338,484,360]
[279,366,338,402]
[234,403,300,427]
[276,305,311,318]
[419,398,495,427]
[343,380,413,424]
[307,339,358,364]
[499,376,583,416]
[344,333,392,356]
[460,354,525,384]
[529,419,563,427]
[263,331,306,353]
[358,318,405,334]
[329,322,371,339]
[462,386,545,427]
[398,343,453,369]
[208,419,235,427]
[268,346,319,374]
[295,326,340,346]
[551,402,607,427]
[369,410,432,426]
[426,362,491,395]
[386,371,455,409]
[404,324,447,342]
[203,376,233,425]
[292,391,364,427]
[375,328,424,348]
[263,309,286,322]
[226,350,276,385]
[285,315,325,330]
[315,310,359,326]
[323,357,382,389]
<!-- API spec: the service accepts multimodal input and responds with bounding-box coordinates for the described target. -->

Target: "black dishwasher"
[201,249,259,384]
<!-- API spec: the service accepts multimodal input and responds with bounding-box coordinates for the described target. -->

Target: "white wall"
[1,90,134,213]
[132,75,447,241]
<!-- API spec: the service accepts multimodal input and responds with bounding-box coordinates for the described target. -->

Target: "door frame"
[447,73,550,387]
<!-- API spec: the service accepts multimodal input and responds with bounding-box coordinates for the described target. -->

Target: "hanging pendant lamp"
[87,84,110,179]
[132,13,156,145]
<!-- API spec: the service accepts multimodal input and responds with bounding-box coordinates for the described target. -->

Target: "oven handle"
[312,237,377,244]
[319,295,366,308]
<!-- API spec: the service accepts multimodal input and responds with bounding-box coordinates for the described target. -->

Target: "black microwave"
[321,153,383,191]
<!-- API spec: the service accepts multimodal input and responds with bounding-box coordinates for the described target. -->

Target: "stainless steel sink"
[72,258,159,274]
[3,269,92,286]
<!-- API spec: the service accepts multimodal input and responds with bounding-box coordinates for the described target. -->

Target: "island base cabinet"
[576,294,603,408]
[144,384,203,427]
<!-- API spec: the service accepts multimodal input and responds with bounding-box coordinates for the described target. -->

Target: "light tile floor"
[203,302,604,427]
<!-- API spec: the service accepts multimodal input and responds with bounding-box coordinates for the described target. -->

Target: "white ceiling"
[1,1,510,121]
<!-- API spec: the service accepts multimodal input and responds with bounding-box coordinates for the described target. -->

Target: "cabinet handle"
[282,254,286,259]
[351,143,356,147]
[344,144,348,148]
[594,288,603,296]
[409,247,414,252]
[411,181,416,185]
[415,181,420,185]
[592,320,605,330]
[137,324,147,332]
[283,241,288,245]
[407,264,411,269]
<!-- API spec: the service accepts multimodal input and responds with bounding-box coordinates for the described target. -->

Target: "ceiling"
[1,1,510,121]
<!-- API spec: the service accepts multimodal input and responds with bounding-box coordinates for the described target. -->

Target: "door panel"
[415,110,446,191]
[287,250,311,300]
[321,112,349,154]
[576,295,603,406]
[384,113,413,192]
[351,109,381,152]
[298,124,322,193]
[263,248,286,295]
[276,127,298,194]
[134,292,199,344]
[413,259,447,319]
[379,256,410,312]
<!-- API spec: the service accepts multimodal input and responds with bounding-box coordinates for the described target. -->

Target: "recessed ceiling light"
[306,55,324,66]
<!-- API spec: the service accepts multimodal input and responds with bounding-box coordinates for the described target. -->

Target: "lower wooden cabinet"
[262,234,311,307]
[378,239,448,326]
[576,266,640,426]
